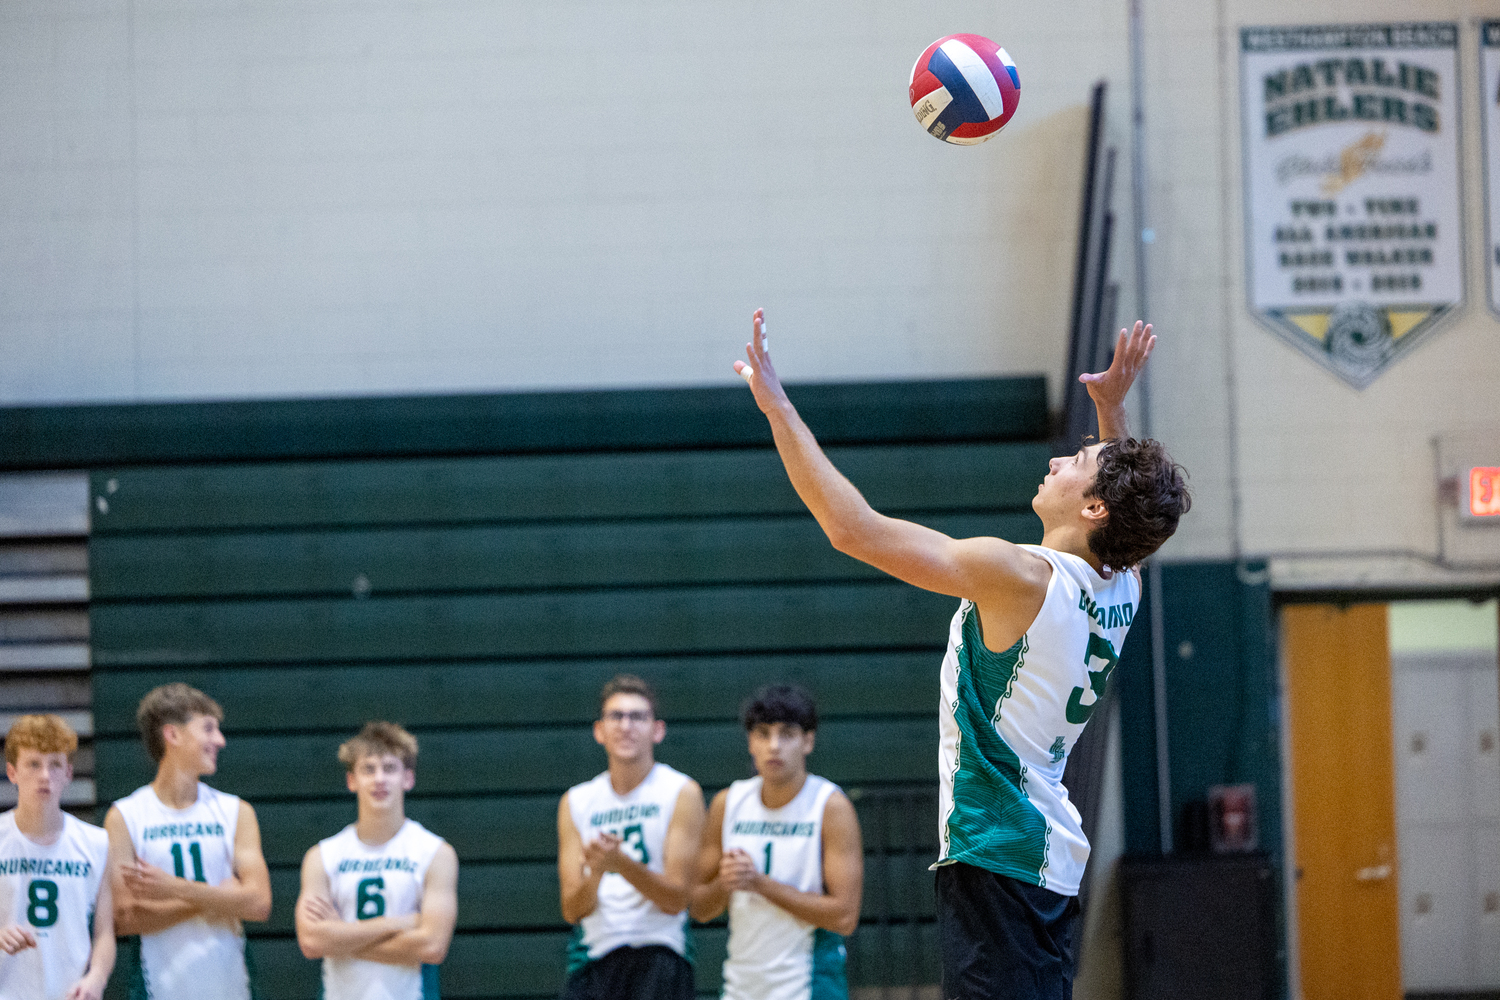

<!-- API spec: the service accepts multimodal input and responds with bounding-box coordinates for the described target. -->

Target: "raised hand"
[1079,320,1154,441]
[1079,321,1154,410]
[734,309,788,414]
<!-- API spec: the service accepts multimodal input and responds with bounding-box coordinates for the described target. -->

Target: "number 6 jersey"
[0,810,108,1000]
[565,762,692,971]
[317,818,446,1000]
[114,782,251,1000]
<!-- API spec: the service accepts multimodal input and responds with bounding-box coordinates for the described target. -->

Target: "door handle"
[1355,864,1392,881]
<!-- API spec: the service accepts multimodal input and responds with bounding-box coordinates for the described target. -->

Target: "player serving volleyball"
[735,311,1189,1000]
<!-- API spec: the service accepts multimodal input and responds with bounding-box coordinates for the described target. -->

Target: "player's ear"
[401,767,415,792]
[803,730,816,755]
[346,770,358,794]
[651,719,666,745]
[593,719,607,747]
[4,762,16,785]
[1082,499,1108,526]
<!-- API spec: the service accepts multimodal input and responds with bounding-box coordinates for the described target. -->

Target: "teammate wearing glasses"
[556,675,705,1000]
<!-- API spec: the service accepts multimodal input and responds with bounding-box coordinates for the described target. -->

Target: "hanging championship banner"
[1483,22,1500,317]
[1240,23,1462,388]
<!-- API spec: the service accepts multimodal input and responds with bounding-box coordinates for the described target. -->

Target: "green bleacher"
[63,376,1051,999]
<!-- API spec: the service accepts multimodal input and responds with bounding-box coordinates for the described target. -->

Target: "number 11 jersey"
[114,782,251,1000]
[318,818,446,1000]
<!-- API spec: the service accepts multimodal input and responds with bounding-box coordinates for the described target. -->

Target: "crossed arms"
[105,800,272,937]
[295,842,458,965]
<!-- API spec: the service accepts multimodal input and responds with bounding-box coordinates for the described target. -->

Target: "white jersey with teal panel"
[114,783,252,1000]
[720,774,847,1000]
[318,818,446,1000]
[0,810,108,1000]
[566,762,692,971]
[936,545,1140,895]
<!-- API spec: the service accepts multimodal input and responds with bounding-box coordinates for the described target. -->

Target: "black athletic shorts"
[559,944,695,1000]
[935,861,1081,1000]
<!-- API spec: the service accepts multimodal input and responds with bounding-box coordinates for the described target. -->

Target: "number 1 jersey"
[317,818,446,1000]
[114,783,251,1000]
[0,810,108,1000]
[721,775,847,1000]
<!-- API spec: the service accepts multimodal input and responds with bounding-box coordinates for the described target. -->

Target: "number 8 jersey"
[318,818,446,1000]
[114,782,251,1000]
[0,810,108,1000]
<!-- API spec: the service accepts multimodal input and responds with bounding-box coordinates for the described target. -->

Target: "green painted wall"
[35,378,1052,999]
[1118,560,1286,992]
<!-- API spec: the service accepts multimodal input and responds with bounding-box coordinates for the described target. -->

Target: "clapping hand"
[719,848,761,894]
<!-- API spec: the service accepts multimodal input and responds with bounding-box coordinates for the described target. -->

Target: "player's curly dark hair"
[741,684,818,733]
[1085,438,1191,571]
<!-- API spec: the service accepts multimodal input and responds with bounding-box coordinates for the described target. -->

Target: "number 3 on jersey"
[170,841,207,882]
[618,824,649,865]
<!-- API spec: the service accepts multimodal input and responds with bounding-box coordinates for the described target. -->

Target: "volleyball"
[909,34,1020,145]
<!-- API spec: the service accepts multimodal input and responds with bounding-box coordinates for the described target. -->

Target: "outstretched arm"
[735,309,1048,609]
[1079,320,1155,442]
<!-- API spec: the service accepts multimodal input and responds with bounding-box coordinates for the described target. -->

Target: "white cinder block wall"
[4,0,1498,572]
[1144,0,1500,572]
[0,0,1132,407]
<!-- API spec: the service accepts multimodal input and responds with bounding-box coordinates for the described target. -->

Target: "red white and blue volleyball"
[909,34,1020,145]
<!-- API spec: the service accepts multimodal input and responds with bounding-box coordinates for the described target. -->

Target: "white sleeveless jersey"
[565,762,692,971]
[936,545,1140,895]
[0,811,108,1000]
[720,775,847,1000]
[114,783,251,1000]
[318,818,446,1000]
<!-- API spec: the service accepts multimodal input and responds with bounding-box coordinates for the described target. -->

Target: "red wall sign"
[1470,467,1500,518]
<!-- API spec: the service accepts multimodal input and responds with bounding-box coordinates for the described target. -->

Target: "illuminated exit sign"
[1465,467,1500,521]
